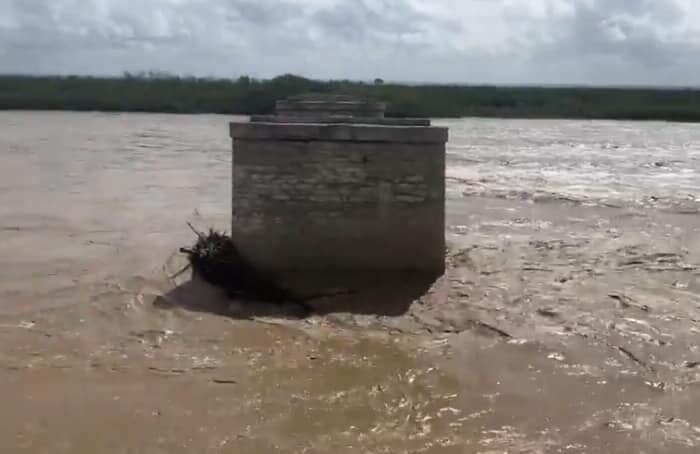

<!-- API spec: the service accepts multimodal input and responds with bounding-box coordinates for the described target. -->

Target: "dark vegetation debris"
[179,224,301,303]
[179,224,352,309]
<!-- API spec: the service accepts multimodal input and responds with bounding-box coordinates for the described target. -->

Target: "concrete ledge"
[249,115,431,126]
[276,100,386,112]
[230,122,448,143]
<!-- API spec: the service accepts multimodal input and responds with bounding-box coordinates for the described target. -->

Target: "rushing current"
[1,111,699,453]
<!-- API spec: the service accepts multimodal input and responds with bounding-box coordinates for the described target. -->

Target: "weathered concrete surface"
[229,122,447,143]
[231,139,446,273]
[230,94,448,278]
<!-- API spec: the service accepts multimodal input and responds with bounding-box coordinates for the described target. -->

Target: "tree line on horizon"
[2,73,700,122]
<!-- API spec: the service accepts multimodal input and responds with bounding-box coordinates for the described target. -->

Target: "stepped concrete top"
[277,93,386,119]
[248,115,430,126]
[275,101,385,118]
[230,93,447,143]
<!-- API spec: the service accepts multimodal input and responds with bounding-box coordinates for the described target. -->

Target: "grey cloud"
[557,0,683,60]
[223,0,300,25]
[527,0,700,85]
[312,0,428,44]
[1,0,700,85]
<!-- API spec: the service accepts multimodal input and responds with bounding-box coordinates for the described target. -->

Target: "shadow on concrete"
[153,271,438,320]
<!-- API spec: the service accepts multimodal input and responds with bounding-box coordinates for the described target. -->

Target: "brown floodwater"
[1,111,700,453]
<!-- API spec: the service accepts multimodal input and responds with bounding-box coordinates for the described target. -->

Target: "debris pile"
[180,225,294,303]
[179,224,355,311]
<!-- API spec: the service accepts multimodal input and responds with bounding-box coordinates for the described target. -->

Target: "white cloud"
[0,0,699,85]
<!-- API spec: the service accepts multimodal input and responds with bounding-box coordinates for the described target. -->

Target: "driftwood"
[180,224,296,303]
[180,224,352,308]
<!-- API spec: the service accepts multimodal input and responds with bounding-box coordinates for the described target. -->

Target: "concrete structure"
[229,94,448,282]
[274,93,387,120]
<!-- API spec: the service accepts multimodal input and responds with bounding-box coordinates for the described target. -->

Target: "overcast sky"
[1,0,700,86]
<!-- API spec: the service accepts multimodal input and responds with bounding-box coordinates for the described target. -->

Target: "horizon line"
[1,71,699,91]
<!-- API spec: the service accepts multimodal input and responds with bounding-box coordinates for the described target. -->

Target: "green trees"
[1,73,700,121]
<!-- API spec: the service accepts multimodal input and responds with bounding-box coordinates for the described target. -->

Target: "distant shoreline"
[3,73,700,123]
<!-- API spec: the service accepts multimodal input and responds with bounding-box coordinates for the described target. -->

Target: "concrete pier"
[229,94,448,282]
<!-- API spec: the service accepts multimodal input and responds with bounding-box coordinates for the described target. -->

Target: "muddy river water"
[1,112,700,453]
